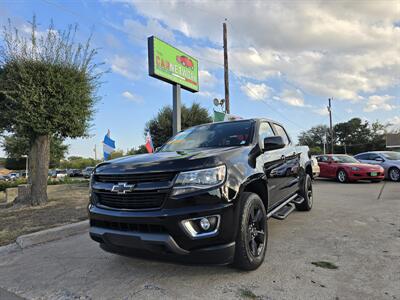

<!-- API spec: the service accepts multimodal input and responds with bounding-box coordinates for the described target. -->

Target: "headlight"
[172,165,226,196]
[351,167,360,171]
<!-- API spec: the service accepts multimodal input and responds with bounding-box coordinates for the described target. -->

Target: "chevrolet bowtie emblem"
[111,182,135,194]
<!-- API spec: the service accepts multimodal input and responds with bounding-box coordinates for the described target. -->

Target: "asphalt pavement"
[0,180,399,300]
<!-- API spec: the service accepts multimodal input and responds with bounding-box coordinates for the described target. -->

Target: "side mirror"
[375,157,384,162]
[263,136,285,151]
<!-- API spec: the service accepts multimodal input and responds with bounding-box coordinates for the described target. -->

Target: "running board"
[272,203,295,220]
[267,194,298,219]
[292,196,305,205]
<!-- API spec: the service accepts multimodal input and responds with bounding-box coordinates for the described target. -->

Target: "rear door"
[271,123,300,201]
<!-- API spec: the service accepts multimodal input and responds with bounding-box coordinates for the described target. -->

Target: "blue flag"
[103,130,115,160]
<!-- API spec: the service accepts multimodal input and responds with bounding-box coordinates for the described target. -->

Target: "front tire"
[233,192,267,271]
[337,169,348,183]
[296,173,313,211]
[388,167,400,182]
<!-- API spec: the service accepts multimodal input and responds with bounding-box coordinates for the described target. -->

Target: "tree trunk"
[29,135,50,206]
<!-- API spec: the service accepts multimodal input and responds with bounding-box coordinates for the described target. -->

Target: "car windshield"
[332,155,359,163]
[159,120,254,152]
[381,152,400,160]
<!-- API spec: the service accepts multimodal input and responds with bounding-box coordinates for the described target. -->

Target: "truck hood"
[95,146,248,174]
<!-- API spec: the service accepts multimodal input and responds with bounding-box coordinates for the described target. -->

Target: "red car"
[315,154,385,183]
[176,55,194,69]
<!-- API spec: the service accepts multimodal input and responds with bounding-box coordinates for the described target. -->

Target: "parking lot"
[0,180,399,300]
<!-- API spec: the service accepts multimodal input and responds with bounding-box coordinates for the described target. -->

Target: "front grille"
[96,191,167,210]
[90,219,166,233]
[94,172,176,184]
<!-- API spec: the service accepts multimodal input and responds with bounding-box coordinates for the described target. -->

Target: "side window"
[368,153,379,160]
[356,154,368,160]
[273,124,290,146]
[319,156,329,162]
[258,122,275,142]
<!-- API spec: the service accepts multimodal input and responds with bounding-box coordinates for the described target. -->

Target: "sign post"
[148,36,198,135]
[173,84,181,134]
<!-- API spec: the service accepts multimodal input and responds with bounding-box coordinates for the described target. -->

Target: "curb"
[15,220,89,249]
[0,220,89,255]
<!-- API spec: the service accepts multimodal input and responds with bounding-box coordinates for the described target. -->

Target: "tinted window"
[332,155,359,163]
[273,124,290,145]
[160,120,254,152]
[367,153,380,160]
[258,122,275,143]
[355,154,369,160]
[317,156,329,162]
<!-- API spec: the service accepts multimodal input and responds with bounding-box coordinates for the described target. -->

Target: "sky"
[0,0,399,158]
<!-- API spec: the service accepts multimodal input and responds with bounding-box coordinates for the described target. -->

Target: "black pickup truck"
[89,119,313,270]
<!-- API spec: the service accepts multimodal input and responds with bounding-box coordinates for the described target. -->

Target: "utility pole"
[94,144,97,160]
[327,98,334,154]
[223,21,230,114]
[173,84,181,135]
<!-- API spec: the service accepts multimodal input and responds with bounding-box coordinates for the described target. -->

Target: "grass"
[238,288,259,299]
[311,261,338,270]
[0,184,89,246]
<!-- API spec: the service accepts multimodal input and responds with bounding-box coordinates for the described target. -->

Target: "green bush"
[0,177,88,191]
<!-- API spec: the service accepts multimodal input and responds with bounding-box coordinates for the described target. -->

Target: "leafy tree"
[298,125,331,153]
[1,134,68,168]
[299,118,388,155]
[59,156,100,169]
[0,17,102,205]
[109,149,124,160]
[126,145,148,155]
[146,103,212,148]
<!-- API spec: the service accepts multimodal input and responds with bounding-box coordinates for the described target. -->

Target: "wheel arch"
[240,174,269,211]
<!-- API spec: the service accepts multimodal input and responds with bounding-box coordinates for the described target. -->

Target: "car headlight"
[351,167,360,171]
[172,165,226,196]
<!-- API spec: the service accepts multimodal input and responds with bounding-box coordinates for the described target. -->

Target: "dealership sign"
[148,36,199,92]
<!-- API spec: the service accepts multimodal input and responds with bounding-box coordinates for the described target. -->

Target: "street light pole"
[327,98,334,154]
[223,21,230,114]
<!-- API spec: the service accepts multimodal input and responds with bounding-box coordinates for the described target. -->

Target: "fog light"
[200,218,210,230]
[181,215,220,238]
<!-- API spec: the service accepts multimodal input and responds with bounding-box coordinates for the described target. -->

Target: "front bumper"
[88,199,239,264]
[348,171,385,181]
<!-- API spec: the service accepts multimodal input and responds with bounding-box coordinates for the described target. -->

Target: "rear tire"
[336,169,348,183]
[296,174,313,211]
[233,192,267,271]
[388,167,400,182]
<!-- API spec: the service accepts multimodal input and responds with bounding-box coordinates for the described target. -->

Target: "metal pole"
[173,84,181,135]
[25,156,28,180]
[223,22,230,114]
[328,98,334,154]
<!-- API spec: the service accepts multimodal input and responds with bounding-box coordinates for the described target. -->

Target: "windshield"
[381,152,400,160]
[159,120,254,152]
[332,155,359,163]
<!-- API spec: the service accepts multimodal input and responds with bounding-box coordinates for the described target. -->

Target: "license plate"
[370,172,377,176]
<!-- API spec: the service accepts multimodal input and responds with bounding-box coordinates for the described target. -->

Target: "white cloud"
[122,18,175,44]
[122,91,142,103]
[388,116,400,131]
[313,107,329,116]
[110,55,141,80]
[240,82,271,100]
[364,95,396,112]
[199,70,218,89]
[128,0,399,102]
[279,89,305,107]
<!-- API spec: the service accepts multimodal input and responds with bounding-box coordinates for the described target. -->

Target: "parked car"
[354,151,400,182]
[50,169,68,179]
[82,167,94,178]
[310,156,320,178]
[8,173,19,180]
[89,119,314,270]
[67,169,83,177]
[0,175,10,181]
[315,154,384,183]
